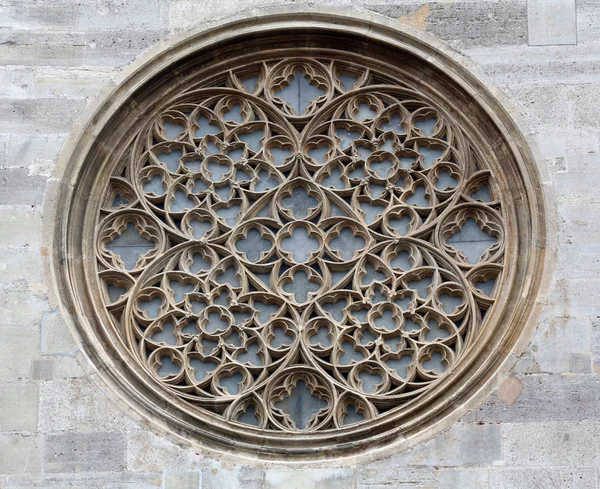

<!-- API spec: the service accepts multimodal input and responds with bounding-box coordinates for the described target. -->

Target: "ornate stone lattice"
[96,57,505,433]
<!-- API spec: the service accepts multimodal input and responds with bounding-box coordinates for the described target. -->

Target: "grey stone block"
[0,29,85,67]
[577,0,600,46]
[0,98,86,134]
[0,326,40,380]
[502,420,600,466]
[466,45,600,85]
[0,434,42,475]
[4,472,162,488]
[264,469,353,489]
[38,378,137,433]
[127,430,207,472]
[520,317,591,374]
[528,0,577,46]
[488,467,595,489]
[370,423,501,467]
[0,290,50,328]
[558,202,600,245]
[43,432,127,473]
[203,468,264,489]
[40,310,78,356]
[0,168,46,206]
[163,471,201,489]
[357,467,436,488]
[0,382,39,432]
[0,247,44,293]
[0,69,33,98]
[6,133,66,175]
[32,68,115,99]
[0,1,75,30]
[465,374,600,423]
[368,1,527,48]
[83,29,168,68]
[74,0,167,30]
[438,469,488,489]
[0,207,42,248]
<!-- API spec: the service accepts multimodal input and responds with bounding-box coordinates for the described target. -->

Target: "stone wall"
[0,0,598,488]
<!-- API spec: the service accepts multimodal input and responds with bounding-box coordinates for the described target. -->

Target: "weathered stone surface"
[38,378,137,433]
[0,382,39,432]
[0,30,85,67]
[0,168,46,206]
[0,98,86,133]
[83,29,168,67]
[6,134,66,175]
[163,471,201,489]
[202,467,264,489]
[370,423,501,467]
[466,374,600,423]
[437,469,488,489]
[127,430,208,473]
[0,207,42,248]
[518,317,592,374]
[0,69,33,98]
[503,420,600,467]
[367,1,527,48]
[357,467,436,488]
[4,473,162,488]
[528,0,577,46]
[0,326,39,380]
[43,432,127,473]
[0,1,75,30]
[33,68,115,100]
[264,469,353,489]
[74,0,168,30]
[40,310,78,356]
[0,290,49,328]
[0,434,42,475]
[488,467,596,489]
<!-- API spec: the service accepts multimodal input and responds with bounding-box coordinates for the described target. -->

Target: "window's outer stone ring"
[48,9,549,460]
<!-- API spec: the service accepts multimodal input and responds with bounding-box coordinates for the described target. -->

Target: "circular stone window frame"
[46,9,550,460]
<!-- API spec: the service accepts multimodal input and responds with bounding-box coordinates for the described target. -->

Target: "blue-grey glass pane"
[152,321,177,345]
[195,117,220,138]
[280,226,319,262]
[419,147,443,169]
[236,229,272,262]
[157,356,180,377]
[274,380,327,429]
[220,372,243,395]
[190,358,217,381]
[447,218,497,264]
[414,117,437,136]
[275,71,326,115]
[423,352,446,373]
[283,270,320,303]
[163,121,185,140]
[106,222,155,270]
[281,187,318,219]
[238,343,263,365]
[156,150,182,172]
[386,355,412,378]
[358,371,381,393]
[407,276,432,299]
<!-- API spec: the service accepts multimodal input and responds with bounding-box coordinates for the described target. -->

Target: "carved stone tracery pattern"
[96,57,506,433]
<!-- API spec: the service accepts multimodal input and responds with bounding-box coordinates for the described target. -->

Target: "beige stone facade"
[0,0,597,487]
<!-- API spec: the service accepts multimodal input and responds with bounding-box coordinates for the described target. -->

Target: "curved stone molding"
[51,12,546,457]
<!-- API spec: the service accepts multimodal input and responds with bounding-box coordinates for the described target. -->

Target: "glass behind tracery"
[96,57,505,432]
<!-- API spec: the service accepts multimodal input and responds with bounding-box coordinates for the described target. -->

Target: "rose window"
[60,18,544,456]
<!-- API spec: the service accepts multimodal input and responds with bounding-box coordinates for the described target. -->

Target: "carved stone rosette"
[57,16,545,457]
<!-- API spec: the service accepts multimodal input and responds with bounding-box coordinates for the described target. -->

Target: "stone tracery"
[96,58,505,433]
